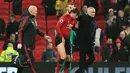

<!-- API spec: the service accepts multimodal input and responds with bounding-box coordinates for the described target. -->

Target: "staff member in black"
[75,7,96,73]
[17,5,51,73]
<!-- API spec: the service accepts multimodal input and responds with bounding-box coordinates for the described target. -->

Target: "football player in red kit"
[55,8,79,73]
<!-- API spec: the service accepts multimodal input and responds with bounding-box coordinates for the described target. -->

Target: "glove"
[17,43,22,49]
[15,32,18,35]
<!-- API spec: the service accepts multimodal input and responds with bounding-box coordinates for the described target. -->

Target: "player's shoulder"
[61,14,70,18]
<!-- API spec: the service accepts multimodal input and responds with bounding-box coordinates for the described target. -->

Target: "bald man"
[17,5,51,73]
[75,7,96,73]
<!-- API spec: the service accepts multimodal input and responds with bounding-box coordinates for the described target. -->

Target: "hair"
[107,38,112,42]
[10,14,15,17]
[108,8,114,12]
[67,2,74,6]
[69,8,80,15]
[9,34,15,39]
[10,33,15,37]
[118,10,124,12]
[9,34,15,42]
[8,43,13,47]
[87,7,95,14]
[118,10,124,14]
[81,4,87,12]
[81,4,87,9]
[120,31,125,35]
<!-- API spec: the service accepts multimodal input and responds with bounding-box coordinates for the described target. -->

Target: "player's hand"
[45,35,52,42]
[45,35,51,39]
[17,43,22,49]
[47,38,52,42]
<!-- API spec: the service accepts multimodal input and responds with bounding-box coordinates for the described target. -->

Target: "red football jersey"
[56,14,77,38]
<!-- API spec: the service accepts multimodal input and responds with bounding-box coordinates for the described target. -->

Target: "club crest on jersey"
[66,24,73,29]
[59,19,64,23]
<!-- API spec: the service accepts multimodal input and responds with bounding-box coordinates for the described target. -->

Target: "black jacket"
[116,16,128,32]
[105,20,118,41]
[102,44,114,61]
[18,9,45,50]
[77,14,96,47]
[0,18,5,34]
[6,20,18,38]
[112,46,129,62]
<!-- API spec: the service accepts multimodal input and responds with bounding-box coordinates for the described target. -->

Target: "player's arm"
[17,16,29,49]
[55,16,66,39]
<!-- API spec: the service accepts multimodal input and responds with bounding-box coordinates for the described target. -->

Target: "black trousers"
[79,45,95,70]
[17,44,36,73]
[18,44,34,63]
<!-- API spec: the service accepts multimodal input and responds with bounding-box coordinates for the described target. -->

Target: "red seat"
[34,50,43,62]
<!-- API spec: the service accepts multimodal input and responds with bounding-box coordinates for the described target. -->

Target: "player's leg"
[55,35,67,73]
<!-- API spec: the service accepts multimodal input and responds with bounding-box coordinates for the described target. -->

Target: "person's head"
[47,43,53,49]
[106,38,113,44]
[9,34,15,42]
[108,8,114,15]
[10,14,15,22]
[118,10,124,17]
[119,31,125,39]
[87,7,96,17]
[116,39,121,48]
[70,8,79,19]
[66,2,76,13]
[116,42,121,48]
[7,43,13,48]
[81,4,87,14]
[28,5,38,17]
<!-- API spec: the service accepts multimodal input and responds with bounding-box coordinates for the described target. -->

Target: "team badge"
[59,19,63,23]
